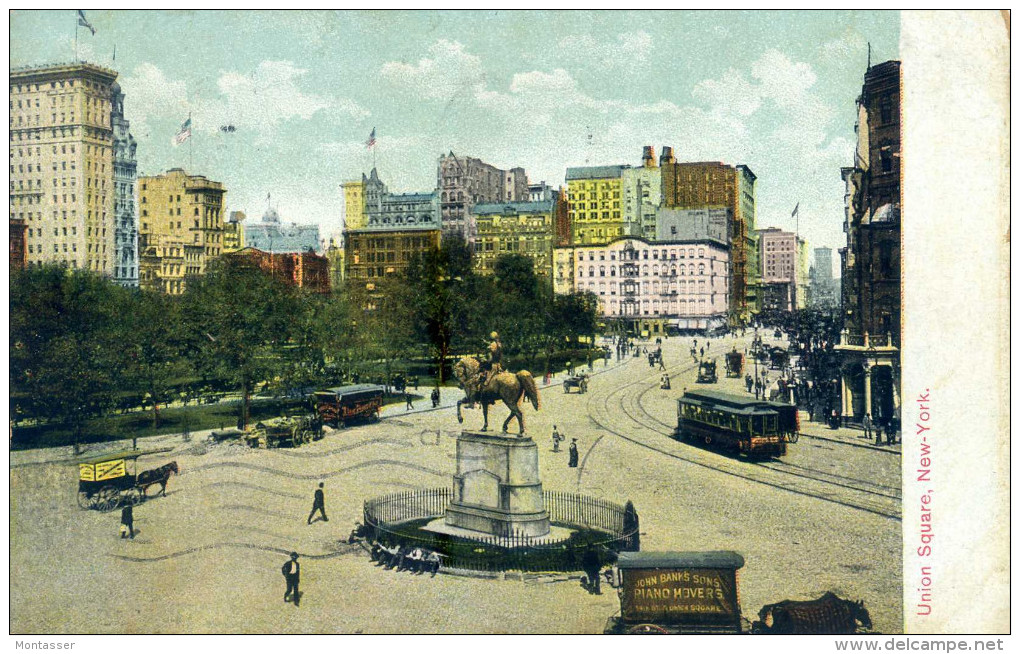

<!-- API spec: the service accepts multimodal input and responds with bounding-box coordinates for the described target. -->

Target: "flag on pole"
[77,10,95,36]
[365,128,376,148]
[791,202,799,218]
[172,117,192,146]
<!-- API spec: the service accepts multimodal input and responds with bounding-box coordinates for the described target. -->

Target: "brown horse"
[137,461,179,497]
[452,357,540,435]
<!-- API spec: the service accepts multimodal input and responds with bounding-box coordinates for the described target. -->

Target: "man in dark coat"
[282,552,300,606]
[568,439,579,468]
[307,482,328,524]
[120,504,134,539]
[582,547,602,594]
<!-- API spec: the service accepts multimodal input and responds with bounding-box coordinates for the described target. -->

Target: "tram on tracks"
[674,389,798,458]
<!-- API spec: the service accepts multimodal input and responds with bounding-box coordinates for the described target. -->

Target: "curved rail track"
[584,357,901,520]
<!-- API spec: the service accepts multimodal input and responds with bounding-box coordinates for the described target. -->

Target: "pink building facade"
[758,227,797,311]
[560,236,730,334]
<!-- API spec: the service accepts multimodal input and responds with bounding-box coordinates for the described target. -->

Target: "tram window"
[752,416,763,435]
[766,415,777,433]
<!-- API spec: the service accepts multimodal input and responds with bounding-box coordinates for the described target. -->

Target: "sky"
[10,10,900,272]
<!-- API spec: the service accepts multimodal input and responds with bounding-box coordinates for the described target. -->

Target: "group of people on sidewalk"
[371,543,442,576]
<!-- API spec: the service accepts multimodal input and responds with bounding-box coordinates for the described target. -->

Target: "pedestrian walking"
[552,425,562,452]
[700,346,705,357]
[431,387,440,408]
[120,504,134,539]
[307,482,328,524]
[405,392,414,411]
[862,413,873,440]
[745,374,753,393]
[875,421,885,445]
[568,438,579,468]
[282,552,301,606]
[707,341,711,351]
[582,546,602,595]
[658,355,666,371]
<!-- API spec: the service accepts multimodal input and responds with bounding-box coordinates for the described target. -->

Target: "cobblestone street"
[10,334,901,634]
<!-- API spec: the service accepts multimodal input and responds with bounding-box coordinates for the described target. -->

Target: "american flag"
[77,10,95,36]
[172,117,192,147]
[365,128,376,149]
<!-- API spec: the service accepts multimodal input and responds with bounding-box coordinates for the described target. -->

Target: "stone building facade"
[836,60,902,425]
[229,247,330,293]
[556,236,730,335]
[661,160,759,324]
[621,146,664,240]
[757,227,798,312]
[137,169,225,295]
[566,165,628,246]
[471,200,555,281]
[110,81,138,286]
[243,206,321,254]
[9,63,119,274]
[437,153,527,245]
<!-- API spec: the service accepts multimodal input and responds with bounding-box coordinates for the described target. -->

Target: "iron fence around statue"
[363,488,639,573]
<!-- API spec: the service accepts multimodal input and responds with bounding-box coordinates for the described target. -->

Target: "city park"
[9,236,848,454]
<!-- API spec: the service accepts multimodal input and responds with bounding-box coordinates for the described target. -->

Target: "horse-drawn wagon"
[696,359,718,384]
[246,414,322,448]
[76,449,178,511]
[725,349,744,378]
[604,551,746,634]
[311,384,385,429]
[563,373,589,394]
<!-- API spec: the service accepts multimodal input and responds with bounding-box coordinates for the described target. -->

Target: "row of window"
[578,247,709,262]
[578,263,715,278]
[582,280,713,293]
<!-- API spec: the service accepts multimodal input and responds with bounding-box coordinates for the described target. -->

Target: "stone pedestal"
[444,431,550,538]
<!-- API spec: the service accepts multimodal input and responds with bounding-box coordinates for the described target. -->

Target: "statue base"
[444,431,550,538]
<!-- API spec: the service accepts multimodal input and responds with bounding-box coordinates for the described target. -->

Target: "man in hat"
[568,438,579,468]
[480,331,503,387]
[282,552,300,606]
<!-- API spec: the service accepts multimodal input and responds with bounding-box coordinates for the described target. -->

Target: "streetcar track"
[585,352,901,520]
[629,375,902,501]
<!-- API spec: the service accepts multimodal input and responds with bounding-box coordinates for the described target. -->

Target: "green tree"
[491,254,548,368]
[401,236,477,383]
[122,290,187,428]
[182,257,299,430]
[10,265,129,451]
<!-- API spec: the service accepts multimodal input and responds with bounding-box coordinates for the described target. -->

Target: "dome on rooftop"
[262,207,280,223]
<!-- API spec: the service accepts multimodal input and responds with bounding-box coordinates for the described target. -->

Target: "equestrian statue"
[453,331,540,436]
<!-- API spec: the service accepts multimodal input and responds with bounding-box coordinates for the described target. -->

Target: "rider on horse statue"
[479,331,503,388]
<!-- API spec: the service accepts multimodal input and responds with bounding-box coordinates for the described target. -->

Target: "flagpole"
[188,112,193,172]
[74,11,78,63]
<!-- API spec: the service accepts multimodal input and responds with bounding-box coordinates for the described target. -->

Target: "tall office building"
[110,81,138,286]
[137,169,226,295]
[10,63,119,274]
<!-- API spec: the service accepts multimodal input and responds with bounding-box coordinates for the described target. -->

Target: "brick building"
[836,60,902,425]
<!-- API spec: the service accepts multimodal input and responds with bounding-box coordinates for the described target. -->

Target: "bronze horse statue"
[452,357,540,435]
[754,592,872,634]
[137,461,179,497]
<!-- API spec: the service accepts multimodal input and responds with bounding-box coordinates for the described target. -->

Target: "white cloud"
[557,31,654,65]
[119,62,190,137]
[692,68,761,117]
[380,39,485,101]
[120,60,366,141]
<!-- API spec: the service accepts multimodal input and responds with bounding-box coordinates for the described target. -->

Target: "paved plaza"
[10,333,901,634]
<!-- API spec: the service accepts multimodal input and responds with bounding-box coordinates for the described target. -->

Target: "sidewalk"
[796,411,901,454]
